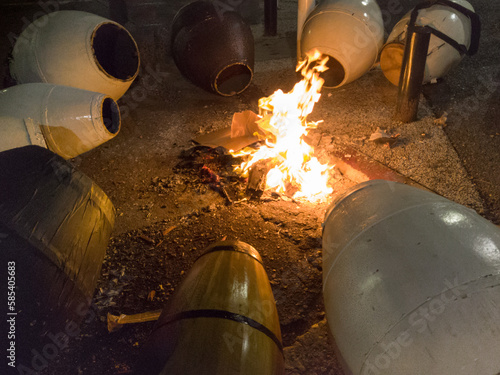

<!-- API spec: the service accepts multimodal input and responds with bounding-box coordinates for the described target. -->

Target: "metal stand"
[264,0,277,36]
[394,26,431,123]
[394,0,480,123]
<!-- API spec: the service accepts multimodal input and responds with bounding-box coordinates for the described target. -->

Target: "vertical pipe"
[297,0,316,61]
[394,26,431,123]
[264,0,278,36]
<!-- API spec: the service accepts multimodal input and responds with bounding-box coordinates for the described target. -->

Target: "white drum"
[323,180,500,375]
[10,10,140,100]
[0,83,120,159]
[300,0,384,88]
[380,0,475,86]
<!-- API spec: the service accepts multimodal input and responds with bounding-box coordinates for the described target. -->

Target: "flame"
[231,50,333,202]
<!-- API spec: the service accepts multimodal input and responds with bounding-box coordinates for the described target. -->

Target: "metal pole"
[264,0,277,36]
[394,26,431,123]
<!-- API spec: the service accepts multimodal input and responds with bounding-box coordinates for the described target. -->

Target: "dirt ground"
[47,63,483,375]
[48,199,347,374]
[1,0,498,374]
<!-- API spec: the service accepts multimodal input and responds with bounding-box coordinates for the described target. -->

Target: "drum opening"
[215,63,253,96]
[102,98,120,134]
[380,42,405,86]
[92,23,140,81]
[321,56,346,88]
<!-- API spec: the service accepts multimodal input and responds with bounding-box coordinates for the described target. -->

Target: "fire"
[231,50,333,202]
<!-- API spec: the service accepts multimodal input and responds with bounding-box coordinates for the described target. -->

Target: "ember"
[230,50,333,202]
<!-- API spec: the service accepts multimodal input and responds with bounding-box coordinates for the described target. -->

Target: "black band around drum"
[154,309,283,354]
[409,0,481,56]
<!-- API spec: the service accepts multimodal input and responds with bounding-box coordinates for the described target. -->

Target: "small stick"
[107,310,162,333]
[220,185,233,204]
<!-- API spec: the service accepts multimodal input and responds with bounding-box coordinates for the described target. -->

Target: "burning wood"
[246,159,273,199]
[230,50,334,202]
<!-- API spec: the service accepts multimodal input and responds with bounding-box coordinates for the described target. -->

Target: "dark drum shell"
[0,146,115,365]
[171,1,255,96]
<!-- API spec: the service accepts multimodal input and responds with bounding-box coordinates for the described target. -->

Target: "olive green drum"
[0,146,115,367]
[136,240,284,375]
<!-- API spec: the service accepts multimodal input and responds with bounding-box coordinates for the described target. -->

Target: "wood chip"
[138,234,155,244]
[162,225,177,236]
[147,290,156,301]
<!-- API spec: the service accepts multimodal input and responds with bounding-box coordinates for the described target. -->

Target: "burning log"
[246,159,273,199]
[230,50,333,202]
